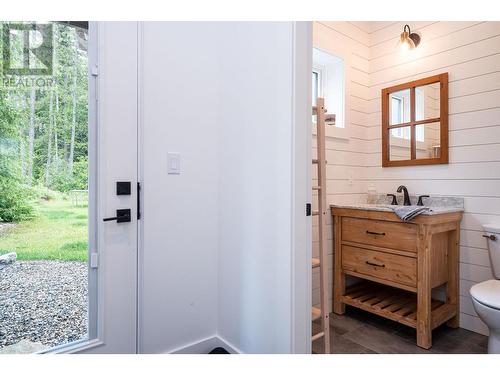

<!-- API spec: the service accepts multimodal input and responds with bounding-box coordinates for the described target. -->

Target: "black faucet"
[387,194,398,205]
[397,185,411,206]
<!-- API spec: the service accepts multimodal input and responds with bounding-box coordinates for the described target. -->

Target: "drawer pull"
[366,260,385,268]
[366,230,386,236]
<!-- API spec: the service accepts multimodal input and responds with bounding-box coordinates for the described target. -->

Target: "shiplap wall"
[311,21,371,310]
[365,21,500,335]
[313,21,500,335]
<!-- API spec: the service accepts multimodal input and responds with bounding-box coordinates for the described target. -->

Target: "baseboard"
[170,335,240,354]
[215,335,241,354]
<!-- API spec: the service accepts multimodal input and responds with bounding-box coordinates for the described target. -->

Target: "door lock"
[103,209,131,223]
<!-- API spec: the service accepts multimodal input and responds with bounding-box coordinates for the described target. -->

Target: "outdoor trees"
[0,90,33,222]
[0,22,88,222]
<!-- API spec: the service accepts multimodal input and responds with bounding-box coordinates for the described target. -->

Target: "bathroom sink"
[330,203,463,215]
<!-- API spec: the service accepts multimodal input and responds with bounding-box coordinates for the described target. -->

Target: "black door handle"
[103,209,131,223]
[137,182,141,220]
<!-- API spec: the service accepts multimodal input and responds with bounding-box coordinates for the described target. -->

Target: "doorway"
[0,21,93,353]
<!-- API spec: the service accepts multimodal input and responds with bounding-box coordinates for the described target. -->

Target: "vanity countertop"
[330,203,464,215]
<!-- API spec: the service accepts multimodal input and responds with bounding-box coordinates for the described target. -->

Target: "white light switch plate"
[167,152,181,174]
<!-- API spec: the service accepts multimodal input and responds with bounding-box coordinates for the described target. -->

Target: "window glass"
[312,71,319,106]
[313,48,345,128]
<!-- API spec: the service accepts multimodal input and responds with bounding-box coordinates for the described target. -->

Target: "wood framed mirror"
[381,73,448,167]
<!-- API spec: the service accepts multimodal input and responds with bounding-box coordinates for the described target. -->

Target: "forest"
[0,22,88,223]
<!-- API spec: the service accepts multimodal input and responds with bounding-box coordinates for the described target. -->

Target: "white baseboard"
[215,335,241,354]
[170,335,240,354]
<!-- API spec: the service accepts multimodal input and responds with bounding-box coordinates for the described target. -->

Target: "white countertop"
[330,203,464,215]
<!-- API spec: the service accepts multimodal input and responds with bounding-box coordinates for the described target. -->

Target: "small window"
[313,48,345,128]
[312,70,321,106]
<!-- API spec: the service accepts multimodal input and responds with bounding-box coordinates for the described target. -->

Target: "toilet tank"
[483,224,500,279]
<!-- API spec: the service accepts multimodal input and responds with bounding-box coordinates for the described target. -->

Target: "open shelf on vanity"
[343,281,456,330]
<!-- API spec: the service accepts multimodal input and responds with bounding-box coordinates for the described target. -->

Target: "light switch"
[167,152,181,174]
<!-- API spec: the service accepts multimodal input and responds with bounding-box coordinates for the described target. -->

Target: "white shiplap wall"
[312,21,371,310]
[365,21,500,336]
[313,21,500,336]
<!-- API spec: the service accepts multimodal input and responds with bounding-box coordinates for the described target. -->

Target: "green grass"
[0,197,88,262]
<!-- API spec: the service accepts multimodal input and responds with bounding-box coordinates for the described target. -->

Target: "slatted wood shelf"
[342,281,449,329]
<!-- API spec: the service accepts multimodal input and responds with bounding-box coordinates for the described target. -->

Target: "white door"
[69,21,138,354]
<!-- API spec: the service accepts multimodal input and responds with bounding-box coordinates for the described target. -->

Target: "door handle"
[137,182,141,220]
[103,209,131,223]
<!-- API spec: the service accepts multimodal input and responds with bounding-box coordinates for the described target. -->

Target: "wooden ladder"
[311,97,330,353]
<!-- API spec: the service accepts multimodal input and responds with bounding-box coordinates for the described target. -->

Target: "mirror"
[382,73,448,167]
[389,89,410,125]
[389,127,411,161]
[416,82,440,122]
[415,122,441,159]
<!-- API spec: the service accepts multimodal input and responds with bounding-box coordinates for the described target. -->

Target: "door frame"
[290,21,313,354]
[49,21,139,354]
[41,20,99,354]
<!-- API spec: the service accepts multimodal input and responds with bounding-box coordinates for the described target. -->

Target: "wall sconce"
[399,24,421,51]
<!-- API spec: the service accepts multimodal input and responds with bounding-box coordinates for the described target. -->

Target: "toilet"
[470,224,500,354]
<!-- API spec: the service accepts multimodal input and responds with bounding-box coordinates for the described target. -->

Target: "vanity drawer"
[342,245,417,288]
[341,217,417,253]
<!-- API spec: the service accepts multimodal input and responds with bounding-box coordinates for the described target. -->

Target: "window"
[313,48,345,128]
[312,70,321,106]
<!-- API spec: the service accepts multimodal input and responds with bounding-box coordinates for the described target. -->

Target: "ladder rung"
[312,306,322,321]
[312,211,319,216]
[312,331,325,342]
[312,186,321,191]
[312,258,320,268]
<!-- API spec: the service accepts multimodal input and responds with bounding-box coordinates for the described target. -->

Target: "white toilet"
[470,224,500,354]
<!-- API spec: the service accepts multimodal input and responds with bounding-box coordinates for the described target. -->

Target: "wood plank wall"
[313,21,500,335]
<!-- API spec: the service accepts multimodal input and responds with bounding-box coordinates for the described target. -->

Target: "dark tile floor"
[313,306,488,354]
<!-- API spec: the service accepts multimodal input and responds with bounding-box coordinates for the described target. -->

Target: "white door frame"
[50,21,139,354]
[290,21,313,354]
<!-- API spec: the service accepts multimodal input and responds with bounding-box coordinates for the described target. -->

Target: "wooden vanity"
[331,205,462,349]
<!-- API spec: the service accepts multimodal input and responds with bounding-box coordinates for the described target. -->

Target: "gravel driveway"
[0,261,88,352]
